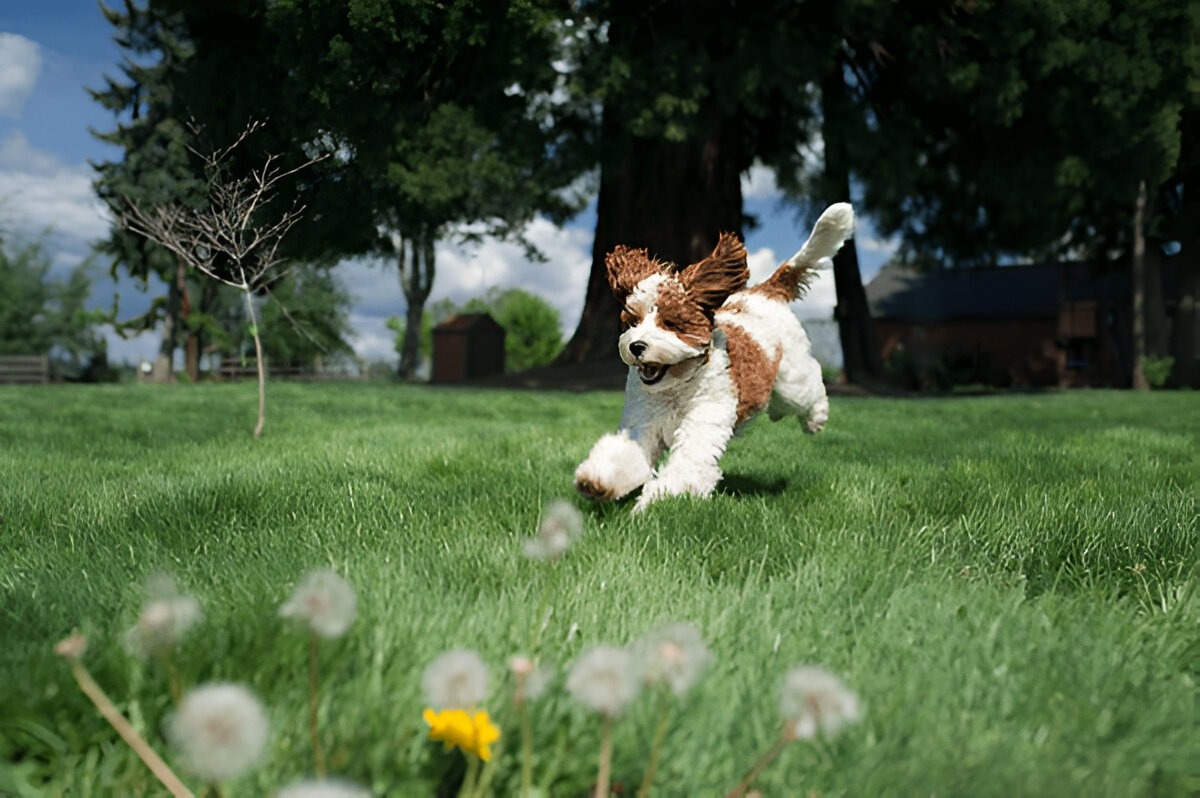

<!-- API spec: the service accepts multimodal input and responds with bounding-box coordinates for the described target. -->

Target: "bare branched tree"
[121,120,327,438]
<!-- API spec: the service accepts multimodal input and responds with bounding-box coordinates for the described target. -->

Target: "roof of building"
[866,261,1136,322]
[433,313,505,333]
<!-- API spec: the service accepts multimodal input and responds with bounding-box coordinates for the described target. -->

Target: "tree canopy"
[91,0,1199,385]
[0,234,108,375]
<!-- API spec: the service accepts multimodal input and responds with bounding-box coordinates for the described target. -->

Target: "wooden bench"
[0,355,50,385]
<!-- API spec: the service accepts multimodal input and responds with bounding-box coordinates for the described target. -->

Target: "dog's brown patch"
[677,232,749,313]
[749,260,820,302]
[607,246,665,301]
[575,474,617,502]
[654,279,714,347]
[721,322,780,426]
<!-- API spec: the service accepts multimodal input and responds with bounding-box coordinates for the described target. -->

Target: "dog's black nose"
[629,341,647,358]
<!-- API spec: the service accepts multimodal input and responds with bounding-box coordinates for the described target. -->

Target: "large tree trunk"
[822,60,883,386]
[397,230,435,380]
[150,261,185,382]
[1132,180,1150,391]
[558,108,744,364]
[1170,108,1199,388]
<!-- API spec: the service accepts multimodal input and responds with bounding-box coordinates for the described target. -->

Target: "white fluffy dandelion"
[522,499,584,561]
[778,666,861,740]
[279,569,357,639]
[566,645,640,717]
[422,649,490,709]
[275,778,371,798]
[168,682,269,782]
[124,573,202,659]
[632,622,712,697]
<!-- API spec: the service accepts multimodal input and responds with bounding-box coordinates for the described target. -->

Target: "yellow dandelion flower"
[422,708,501,762]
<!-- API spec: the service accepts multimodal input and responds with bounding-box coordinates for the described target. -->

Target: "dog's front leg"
[574,428,658,502]
[633,398,736,513]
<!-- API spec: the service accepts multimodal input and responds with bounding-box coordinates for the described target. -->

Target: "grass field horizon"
[1,382,1197,796]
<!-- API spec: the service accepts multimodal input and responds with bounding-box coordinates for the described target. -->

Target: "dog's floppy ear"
[677,232,749,313]
[606,245,664,300]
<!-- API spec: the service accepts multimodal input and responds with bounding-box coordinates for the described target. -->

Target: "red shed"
[431,313,506,383]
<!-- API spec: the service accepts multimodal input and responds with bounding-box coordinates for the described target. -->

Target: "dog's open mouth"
[637,363,666,385]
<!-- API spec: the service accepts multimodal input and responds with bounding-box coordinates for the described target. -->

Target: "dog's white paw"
[574,432,652,502]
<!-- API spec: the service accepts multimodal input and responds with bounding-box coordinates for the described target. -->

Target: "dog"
[573,203,854,512]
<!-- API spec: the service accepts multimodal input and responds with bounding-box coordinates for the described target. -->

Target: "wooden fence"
[0,355,50,385]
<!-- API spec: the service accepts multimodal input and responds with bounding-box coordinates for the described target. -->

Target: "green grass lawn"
[1,382,1197,797]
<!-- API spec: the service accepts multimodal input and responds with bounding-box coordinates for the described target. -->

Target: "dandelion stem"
[461,753,482,798]
[594,713,613,798]
[725,729,792,798]
[61,653,194,797]
[308,632,327,778]
[475,745,500,798]
[636,690,671,798]
[165,652,183,706]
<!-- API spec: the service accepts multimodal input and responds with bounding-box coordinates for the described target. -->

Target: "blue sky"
[1,3,895,366]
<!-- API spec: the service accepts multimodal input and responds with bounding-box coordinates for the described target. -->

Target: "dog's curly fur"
[574,203,855,512]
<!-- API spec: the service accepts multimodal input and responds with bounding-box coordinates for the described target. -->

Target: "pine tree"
[90,0,202,381]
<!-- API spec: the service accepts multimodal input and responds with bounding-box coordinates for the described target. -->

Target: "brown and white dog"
[574,203,854,512]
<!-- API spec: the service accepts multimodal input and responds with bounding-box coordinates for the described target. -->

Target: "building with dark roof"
[864,262,1164,388]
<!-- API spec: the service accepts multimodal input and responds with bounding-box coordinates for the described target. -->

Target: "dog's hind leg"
[768,349,829,434]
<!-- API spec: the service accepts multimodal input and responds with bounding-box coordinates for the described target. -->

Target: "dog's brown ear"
[677,232,749,313]
[606,245,663,300]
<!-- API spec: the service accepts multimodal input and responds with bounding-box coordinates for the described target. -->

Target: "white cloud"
[432,218,593,333]
[856,234,898,254]
[0,33,41,118]
[741,163,779,200]
[0,132,110,242]
[747,245,836,321]
[342,217,594,350]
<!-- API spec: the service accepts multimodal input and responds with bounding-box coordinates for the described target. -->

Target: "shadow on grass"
[717,472,790,498]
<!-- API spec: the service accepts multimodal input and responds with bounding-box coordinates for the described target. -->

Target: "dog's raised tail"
[751,203,854,302]
[787,202,855,271]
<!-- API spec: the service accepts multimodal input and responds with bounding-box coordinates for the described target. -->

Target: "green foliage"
[391,289,563,373]
[1142,356,1175,389]
[0,385,1196,795]
[386,312,435,362]
[833,0,1196,266]
[258,266,355,368]
[0,235,108,374]
[458,288,564,372]
[90,1,201,295]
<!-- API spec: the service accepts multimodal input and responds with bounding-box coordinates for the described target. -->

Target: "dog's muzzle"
[636,363,666,385]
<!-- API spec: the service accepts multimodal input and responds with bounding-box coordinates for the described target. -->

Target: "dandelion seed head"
[566,645,639,716]
[633,622,712,696]
[422,649,490,709]
[275,778,371,798]
[124,574,202,659]
[523,499,584,561]
[168,682,269,782]
[778,665,861,740]
[279,569,357,639]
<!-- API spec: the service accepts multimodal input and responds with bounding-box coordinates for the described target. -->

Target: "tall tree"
[91,0,201,382]
[557,0,835,365]
[262,0,587,378]
[0,234,108,373]
[836,0,1192,385]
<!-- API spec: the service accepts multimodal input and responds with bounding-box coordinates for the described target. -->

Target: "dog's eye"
[620,310,638,328]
